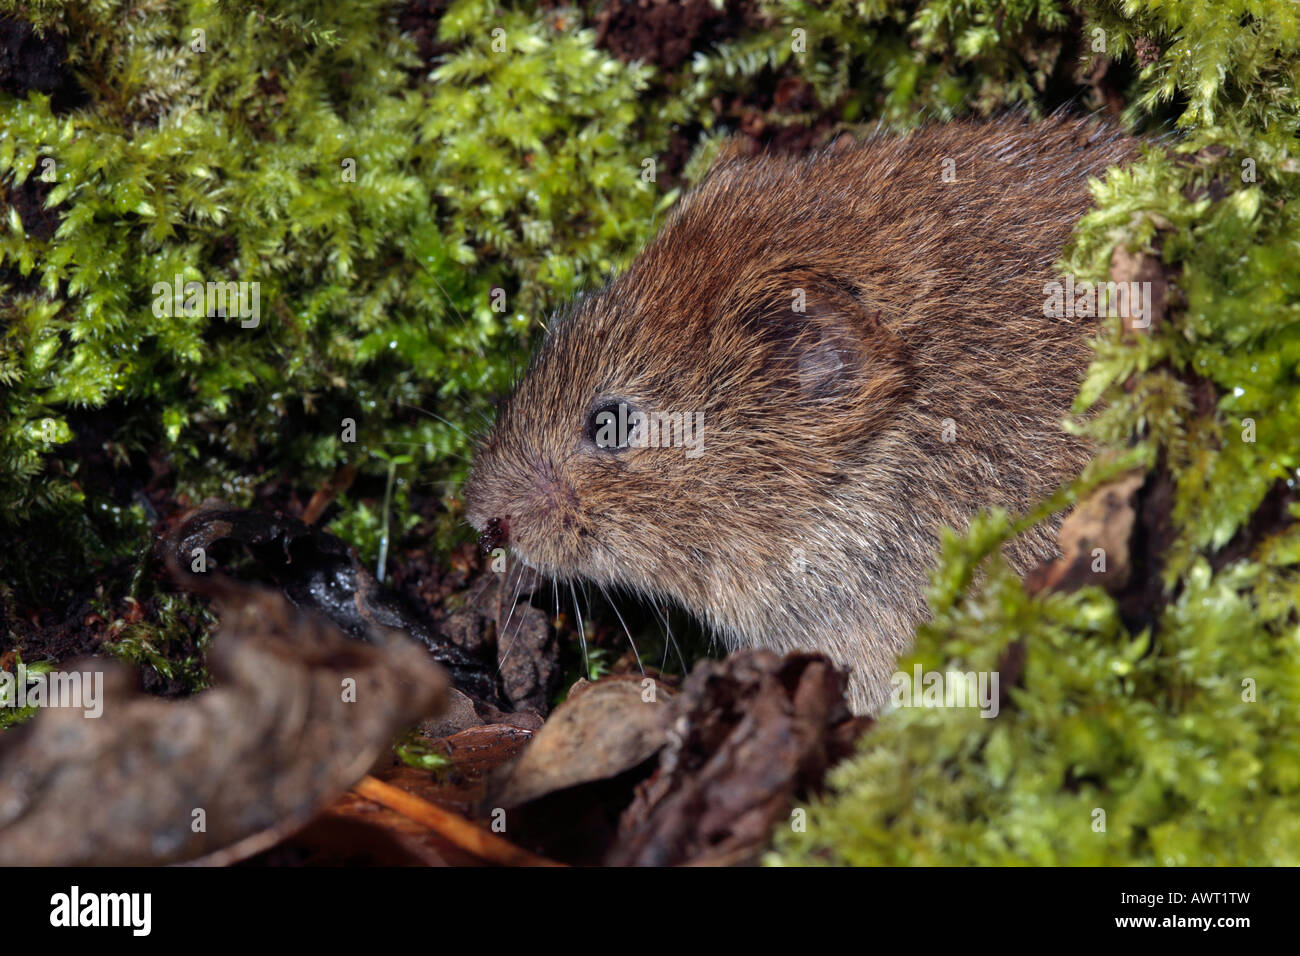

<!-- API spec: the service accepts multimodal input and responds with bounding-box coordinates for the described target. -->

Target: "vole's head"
[463,151,912,607]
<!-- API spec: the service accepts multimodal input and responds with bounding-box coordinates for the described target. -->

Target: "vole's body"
[465,116,1137,713]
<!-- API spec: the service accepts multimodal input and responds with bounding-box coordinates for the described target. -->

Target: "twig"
[351,775,565,868]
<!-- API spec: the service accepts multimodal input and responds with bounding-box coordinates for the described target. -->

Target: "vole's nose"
[478,515,510,555]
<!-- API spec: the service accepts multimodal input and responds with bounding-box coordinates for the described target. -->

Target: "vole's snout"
[478,515,509,556]
[463,444,582,572]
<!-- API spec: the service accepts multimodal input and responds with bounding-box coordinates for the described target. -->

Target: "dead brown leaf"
[0,583,447,865]
[606,650,867,866]
[490,674,674,809]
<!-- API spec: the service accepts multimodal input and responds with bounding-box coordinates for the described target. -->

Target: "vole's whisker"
[373,439,473,466]
[653,599,687,676]
[495,561,528,671]
[425,270,472,332]
[396,401,472,439]
[654,599,670,672]
[413,478,464,492]
[600,583,644,676]
[465,577,493,614]
[569,581,589,678]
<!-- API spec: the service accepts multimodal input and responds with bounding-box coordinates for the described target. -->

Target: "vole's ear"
[754,276,910,408]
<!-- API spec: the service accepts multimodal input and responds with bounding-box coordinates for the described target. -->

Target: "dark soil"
[0,15,86,110]
[592,0,763,71]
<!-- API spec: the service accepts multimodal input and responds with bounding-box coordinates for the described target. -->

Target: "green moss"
[393,729,453,773]
[102,591,216,690]
[0,656,55,729]
[683,0,1145,129]
[0,0,667,572]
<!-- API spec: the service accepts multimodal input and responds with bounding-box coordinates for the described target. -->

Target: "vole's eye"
[586,400,640,451]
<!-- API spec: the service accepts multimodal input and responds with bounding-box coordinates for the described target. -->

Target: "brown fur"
[464,115,1138,713]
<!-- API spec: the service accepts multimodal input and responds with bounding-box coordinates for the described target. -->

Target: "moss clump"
[773,0,1300,865]
[0,0,665,550]
[0,655,54,729]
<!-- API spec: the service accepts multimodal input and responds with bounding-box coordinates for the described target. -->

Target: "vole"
[463,115,1138,714]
